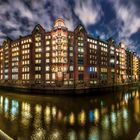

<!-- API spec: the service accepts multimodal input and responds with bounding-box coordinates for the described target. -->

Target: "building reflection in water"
[89,110,94,123]
[89,126,99,140]
[78,110,86,126]
[21,102,31,127]
[44,106,51,125]
[57,110,63,122]
[0,88,139,140]
[4,97,9,118]
[11,100,19,120]
[68,130,77,140]
[94,108,99,124]
[69,112,75,125]
[34,104,42,129]
[49,129,62,140]
[0,96,3,113]
[134,90,140,123]
[52,106,57,119]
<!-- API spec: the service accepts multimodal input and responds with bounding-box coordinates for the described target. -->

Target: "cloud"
[74,0,103,27]
[0,0,77,45]
[46,0,75,30]
[109,0,140,51]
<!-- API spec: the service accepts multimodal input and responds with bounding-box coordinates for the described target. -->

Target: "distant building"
[0,18,139,89]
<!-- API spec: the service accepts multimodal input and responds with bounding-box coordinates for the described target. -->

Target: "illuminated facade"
[0,18,139,89]
[118,42,127,83]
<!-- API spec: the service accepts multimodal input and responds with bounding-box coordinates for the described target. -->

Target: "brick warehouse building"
[0,18,139,89]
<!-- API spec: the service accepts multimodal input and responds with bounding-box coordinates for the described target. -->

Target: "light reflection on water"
[0,88,140,140]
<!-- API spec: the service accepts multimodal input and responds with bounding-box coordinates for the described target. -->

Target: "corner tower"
[51,18,69,87]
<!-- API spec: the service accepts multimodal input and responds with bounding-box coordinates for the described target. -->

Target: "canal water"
[0,88,140,140]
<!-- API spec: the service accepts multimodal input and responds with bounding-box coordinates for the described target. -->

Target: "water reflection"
[0,88,139,140]
[21,102,31,127]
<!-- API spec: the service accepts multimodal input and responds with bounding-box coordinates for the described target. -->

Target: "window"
[35,59,41,64]
[46,47,50,51]
[52,73,56,80]
[35,42,41,47]
[22,74,29,80]
[78,74,84,80]
[46,41,50,45]
[12,74,18,80]
[35,66,41,71]
[70,47,73,51]
[35,74,41,79]
[22,60,30,65]
[78,66,84,71]
[110,59,115,63]
[46,74,50,80]
[45,35,51,39]
[22,67,29,72]
[12,67,18,73]
[4,75,8,80]
[35,48,42,52]
[35,54,41,58]
[78,48,84,53]
[78,59,84,64]
[46,53,50,57]
[89,67,97,72]
[46,59,50,63]
[70,66,73,71]
[22,49,30,54]
[35,36,41,42]
[101,68,107,72]
[46,66,50,71]
[70,53,73,57]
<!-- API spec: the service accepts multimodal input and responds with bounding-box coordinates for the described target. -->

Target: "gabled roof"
[32,24,46,33]
[74,24,86,33]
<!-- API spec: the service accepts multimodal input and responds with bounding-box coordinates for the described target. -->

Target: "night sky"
[0,0,140,53]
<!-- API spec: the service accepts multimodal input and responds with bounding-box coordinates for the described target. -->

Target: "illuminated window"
[12,74,18,80]
[35,48,42,52]
[12,67,18,73]
[22,49,30,54]
[110,59,115,63]
[35,42,41,47]
[78,37,83,41]
[46,47,50,51]
[45,35,51,39]
[70,66,73,71]
[78,48,84,53]
[35,36,41,42]
[4,75,8,79]
[46,41,50,45]
[22,67,29,72]
[35,66,41,71]
[22,55,29,59]
[46,59,50,63]
[46,74,50,80]
[52,73,56,80]
[46,53,50,57]
[110,50,114,54]
[70,47,73,51]
[78,66,84,71]
[22,74,29,80]
[35,54,41,58]
[35,59,41,64]
[89,67,97,72]
[35,74,41,79]
[78,43,84,46]
[46,66,50,71]
[22,60,30,65]
[69,53,73,57]
[101,68,107,72]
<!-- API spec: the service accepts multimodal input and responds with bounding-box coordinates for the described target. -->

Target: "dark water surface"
[0,88,140,140]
